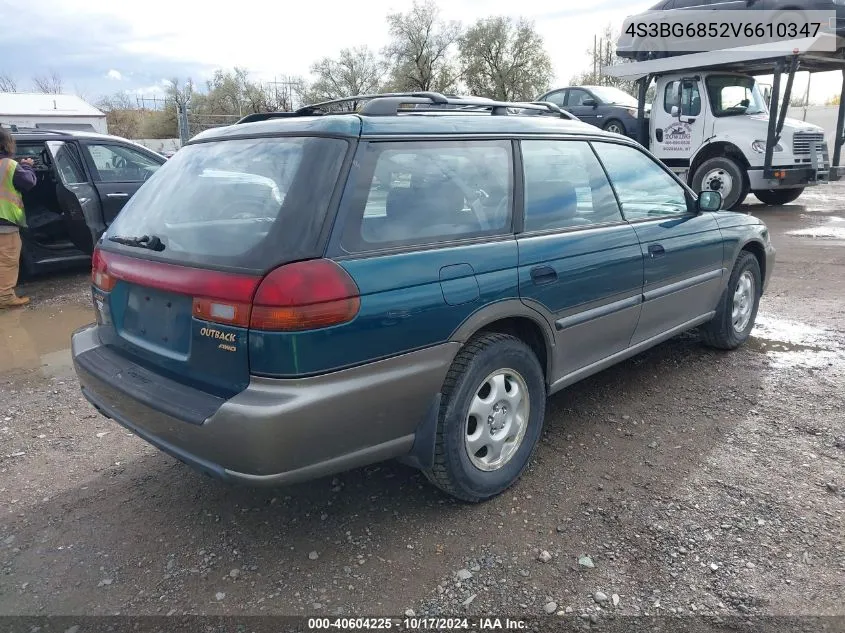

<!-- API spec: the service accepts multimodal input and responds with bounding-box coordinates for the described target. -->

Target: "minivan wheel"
[424,332,546,503]
[700,252,762,350]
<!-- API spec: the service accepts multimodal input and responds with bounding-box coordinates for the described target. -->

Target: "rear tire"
[700,251,762,351]
[753,188,804,206]
[691,157,748,210]
[424,332,546,503]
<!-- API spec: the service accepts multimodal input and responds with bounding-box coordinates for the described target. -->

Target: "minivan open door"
[45,140,104,255]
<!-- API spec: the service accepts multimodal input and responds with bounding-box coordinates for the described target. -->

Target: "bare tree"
[384,0,462,93]
[33,71,64,94]
[308,46,384,105]
[570,25,641,97]
[0,73,17,93]
[97,92,143,139]
[459,17,553,101]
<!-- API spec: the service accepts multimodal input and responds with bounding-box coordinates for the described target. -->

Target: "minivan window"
[592,142,689,219]
[341,140,512,252]
[521,140,623,232]
[103,136,348,271]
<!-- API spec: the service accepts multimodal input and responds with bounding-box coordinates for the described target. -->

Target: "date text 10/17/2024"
[307,617,529,630]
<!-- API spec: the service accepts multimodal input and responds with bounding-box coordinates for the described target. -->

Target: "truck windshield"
[705,75,767,117]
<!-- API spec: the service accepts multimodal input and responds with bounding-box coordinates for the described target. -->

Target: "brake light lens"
[250,259,360,331]
[91,247,117,291]
[90,250,359,331]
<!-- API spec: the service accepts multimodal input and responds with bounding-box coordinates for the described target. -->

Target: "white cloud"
[106,69,122,81]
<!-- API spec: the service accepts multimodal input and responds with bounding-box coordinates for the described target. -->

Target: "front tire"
[753,188,804,206]
[603,119,626,135]
[700,251,762,350]
[691,157,748,210]
[424,332,546,503]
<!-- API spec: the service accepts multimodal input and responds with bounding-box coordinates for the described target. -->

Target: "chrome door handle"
[106,192,129,198]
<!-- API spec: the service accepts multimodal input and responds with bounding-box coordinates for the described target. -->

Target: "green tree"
[459,16,553,101]
[384,0,462,93]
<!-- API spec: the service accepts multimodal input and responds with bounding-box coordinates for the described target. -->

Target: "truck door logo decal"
[663,122,693,153]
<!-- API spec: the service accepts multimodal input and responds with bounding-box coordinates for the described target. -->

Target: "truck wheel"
[700,251,762,351]
[424,332,546,503]
[692,157,748,210]
[752,188,804,206]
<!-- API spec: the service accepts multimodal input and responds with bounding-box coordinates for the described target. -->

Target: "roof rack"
[1,124,67,135]
[234,92,577,124]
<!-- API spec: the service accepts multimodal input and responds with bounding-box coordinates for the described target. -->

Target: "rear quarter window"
[338,140,513,253]
[103,136,349,271]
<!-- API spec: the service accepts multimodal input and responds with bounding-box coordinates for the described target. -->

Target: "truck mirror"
[671,105,680,118]
[698,191,722,212]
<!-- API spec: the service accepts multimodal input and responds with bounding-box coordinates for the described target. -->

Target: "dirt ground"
[1,185,843,624]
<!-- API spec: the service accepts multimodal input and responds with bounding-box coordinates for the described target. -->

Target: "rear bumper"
[72,325,459,485]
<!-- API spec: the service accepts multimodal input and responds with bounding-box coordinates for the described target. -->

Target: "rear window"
[102,136,349,271]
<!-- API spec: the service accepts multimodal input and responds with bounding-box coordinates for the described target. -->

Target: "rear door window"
[339,140,513,253]
[103,136,349,271]
[521,140,623,232]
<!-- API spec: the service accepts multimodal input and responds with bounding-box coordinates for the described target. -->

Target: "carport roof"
[0,93,104,117]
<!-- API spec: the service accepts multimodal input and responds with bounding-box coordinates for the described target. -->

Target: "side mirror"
[582,98,598,108]
[671,105,680,118]
[698,190,722,212]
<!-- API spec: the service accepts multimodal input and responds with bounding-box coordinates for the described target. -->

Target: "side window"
[342,140,513,252]
[85,143,162,183]
[592,142,690,219]
[544,90,566,108]
[663,81,702,116]
[567,89,591,106]
[521,140,623,232]
[53,143,87,184]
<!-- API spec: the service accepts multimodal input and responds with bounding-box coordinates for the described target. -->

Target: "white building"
[0,93,107,134]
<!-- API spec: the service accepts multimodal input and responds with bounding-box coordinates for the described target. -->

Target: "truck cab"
[650,70,829,208]
[605,34,845,210]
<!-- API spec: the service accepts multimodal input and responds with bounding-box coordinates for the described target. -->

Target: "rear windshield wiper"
[108,234,166,252]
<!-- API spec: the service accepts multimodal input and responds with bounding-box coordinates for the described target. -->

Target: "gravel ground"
[0,186,843,624]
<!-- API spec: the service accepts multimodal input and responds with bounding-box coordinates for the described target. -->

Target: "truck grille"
[793,132,825,155]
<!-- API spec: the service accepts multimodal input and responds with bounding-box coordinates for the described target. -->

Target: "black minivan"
[8,127,166,276]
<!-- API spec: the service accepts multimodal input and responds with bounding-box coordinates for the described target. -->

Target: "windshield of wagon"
[706,75,768,117]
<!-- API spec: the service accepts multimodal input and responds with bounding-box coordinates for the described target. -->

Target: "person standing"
[0,128,37,308]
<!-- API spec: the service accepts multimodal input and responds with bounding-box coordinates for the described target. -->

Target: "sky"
[0,0,841,105]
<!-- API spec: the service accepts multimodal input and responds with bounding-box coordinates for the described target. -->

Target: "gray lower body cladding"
[72,324,459,485]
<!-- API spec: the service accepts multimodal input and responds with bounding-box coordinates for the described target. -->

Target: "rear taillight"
[250,259,360,331]
[90,250,358,332]
[91,247,117,291]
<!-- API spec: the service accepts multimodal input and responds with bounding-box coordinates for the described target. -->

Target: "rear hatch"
[91,134,351,398]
